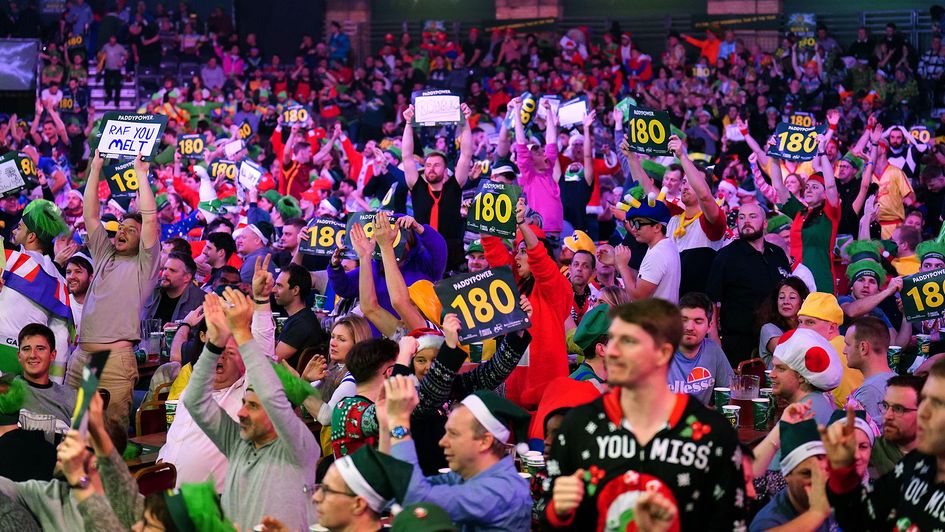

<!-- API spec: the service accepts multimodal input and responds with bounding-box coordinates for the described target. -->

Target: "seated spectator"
[870,374,924,477]
[667,292,733,405]
[330,338,398,458]
[16,323,76,426]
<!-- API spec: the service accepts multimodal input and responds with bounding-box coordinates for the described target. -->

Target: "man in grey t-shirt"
[66,151,160,428]
[16,323,76,426]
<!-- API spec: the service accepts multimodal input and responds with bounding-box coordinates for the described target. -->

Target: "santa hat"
[335,446,413,513]
[772,328,843,392]
[407,328,445,352]
[461,390,532,454]
[779,419,825,476]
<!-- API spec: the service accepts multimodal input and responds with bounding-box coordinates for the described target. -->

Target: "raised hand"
[461,103,472,122]
[202,293,231,346]
[90,149,104,175]
[252,254,274,300]
[402,105,415,124]
[57,430,90,486]
[826,108,839,126]
[612,107,624,126]
[395,214,422,233]
[220,287,255,335]
[134,152,150,178]
[374,211,397,247]
[442,313,461,348]
[818,405,857,469]
[515,196,527,225]
[780,400,813,423]
[301,354,328,382]
[349,223,376,259]
[667,135,684,157]
[384,375,419,423]
[582,109,597,130]
[519,295,533,321]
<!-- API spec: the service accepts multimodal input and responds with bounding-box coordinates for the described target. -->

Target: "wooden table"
[737,427,769,447]
[130,431,167,449]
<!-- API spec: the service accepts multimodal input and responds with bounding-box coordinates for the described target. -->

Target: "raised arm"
[376,212,428,331]
[670,135,722,224]
[510,96,526,145]
[134,153,160,249]
[582,110,595,186]
[817,137,839,206]
[619,139,656,195]
[402,105,419,189]
[515,198,539,249]
[350,221,400,337]
[454,104,473,188]
[83,150,104,227]
[545,99,559,147]
[768,147,790,201]
[496,121,511,158]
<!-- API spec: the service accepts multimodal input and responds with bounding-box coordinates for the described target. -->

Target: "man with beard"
[667,292,733,405]
[869,374,924,477]
[0,199,71,379]
[402,103,474,270]
[707,202,790,364]
[268,260,324,367]
[867,124,915,238]
[885,125,928,181]
[821,358,945,529]
[68,151,161,427]
[64,254,92,335]
[142,251,204,326]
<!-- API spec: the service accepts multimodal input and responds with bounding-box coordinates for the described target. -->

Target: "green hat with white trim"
[846,259,886,286]
[778,419,824,476]
[335,445,413,513]
[460,390,532,454]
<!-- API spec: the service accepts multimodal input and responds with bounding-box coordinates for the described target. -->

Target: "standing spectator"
[67,152,160,428]
[99,35,128,107]
[615,201,680,303]
[270,262,325,368]
[201,56,226,90]
[328,22,350,63]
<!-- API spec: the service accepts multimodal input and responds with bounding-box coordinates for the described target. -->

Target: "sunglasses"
[629,219,658,230]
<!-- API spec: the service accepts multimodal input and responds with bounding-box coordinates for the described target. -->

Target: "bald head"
[737,203,766,242]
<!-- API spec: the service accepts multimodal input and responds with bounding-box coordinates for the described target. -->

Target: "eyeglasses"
[629,219,657,230]
[311,483,357,498]
[879,401,918,415]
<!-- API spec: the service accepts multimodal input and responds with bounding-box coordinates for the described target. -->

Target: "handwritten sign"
[435,266,530,343]
[97,112,168,161]
[412,89,462,126]
[557,96,587,128]
[536,94,562,121]
[624,105,671,155]
[238,159,263,190]
[223,138,244,159]
[300,218,346,256]
[0,152,27,199]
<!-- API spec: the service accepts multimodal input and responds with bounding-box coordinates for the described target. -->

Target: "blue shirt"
[667,339,734,405]
[837,295,893,330]
[853,371,896,428]
[750,489,836,532]
[768,391,836,472]
[391,440,531,532]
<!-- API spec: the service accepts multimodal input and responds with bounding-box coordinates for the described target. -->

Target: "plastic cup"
[722,405,740,427]
[713,387,731,410]
[764,370,773,388]
[518,472,532,480]
[165,400,179,428]
[917,335,931,356]
[469,343,484,363]
[313,294,327,310]
[752,398,770,430]
[888,346,903,373]
[310,526,329,532]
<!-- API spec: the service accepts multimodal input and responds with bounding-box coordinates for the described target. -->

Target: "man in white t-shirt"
[615,199,681,303]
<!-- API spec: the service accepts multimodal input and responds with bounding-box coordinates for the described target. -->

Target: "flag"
[1,248,72,321]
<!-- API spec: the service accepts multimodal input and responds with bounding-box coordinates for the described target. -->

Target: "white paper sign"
[238,160,263,190]
[224,139,245,159]
[0,157,25,197]
[557,97,587,128]
[725,124,745,141]
[97,112,168,161]
[412,89,462,126]
[537,95,562,121]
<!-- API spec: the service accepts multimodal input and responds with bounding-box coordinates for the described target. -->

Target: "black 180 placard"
[767,122,826,162]
[300,218,346,257]
[343,211,407,260]
[435,266,530,344]
[624,104,671,156]
[902,268,945,322]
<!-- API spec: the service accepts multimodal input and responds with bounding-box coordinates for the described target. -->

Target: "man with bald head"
[707,202,791,364]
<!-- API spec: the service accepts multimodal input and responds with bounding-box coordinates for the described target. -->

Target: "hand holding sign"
[467,182,521,238]
[349,222,376,260]
[97,112,168,161]
[412,89,462,126]
[300,218,346,257]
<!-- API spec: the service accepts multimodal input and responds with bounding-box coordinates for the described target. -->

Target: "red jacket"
[482,236,573,409]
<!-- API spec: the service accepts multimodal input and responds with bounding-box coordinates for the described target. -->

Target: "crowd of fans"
[4,0,945,530]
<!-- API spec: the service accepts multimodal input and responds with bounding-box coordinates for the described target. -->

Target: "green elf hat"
[460,390,532,454]
[491,157,519,177]
[386,146,402,162]
[670,124,687,140]
[269,362,320,407]
[640,159,667,184]
[335,445,414,513]
[392,503,458,532]
[465,239,484,255]
[261,189,282,205]
[198,196,238,215]
[841,152,865,171]
[0,375,26,426]
[917,240,945,264]
[845,240,883,263]
[846,259,886,286]
[155,194,172,212]
[164,480,236,532]
[21,199,68,244]
[573,304,611,352]
[276,196,302,220]
[878,239,898,259]
[778,418,825,476]
[767,214,792,234]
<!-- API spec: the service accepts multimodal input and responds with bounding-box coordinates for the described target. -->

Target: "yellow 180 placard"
[300,218,346,257]
[178,134,206,159]
[903,268,945,322]
[767,122,827,162]
[104,159,140,199]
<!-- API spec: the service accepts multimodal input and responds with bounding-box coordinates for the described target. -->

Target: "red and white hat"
[772,328,843,392]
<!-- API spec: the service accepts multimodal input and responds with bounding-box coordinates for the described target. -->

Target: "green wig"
[846,259,886,286]
[270,363,320,407]
[0,376,26,425]
[21,199,68,244]
[276,196,303,221]
[165,480,236,532]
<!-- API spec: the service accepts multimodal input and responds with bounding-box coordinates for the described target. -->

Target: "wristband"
[254,298,269,305]
[206,341,225,355]
[828,123,838,131]
[178,322,191,330]
[740,128,748,136]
